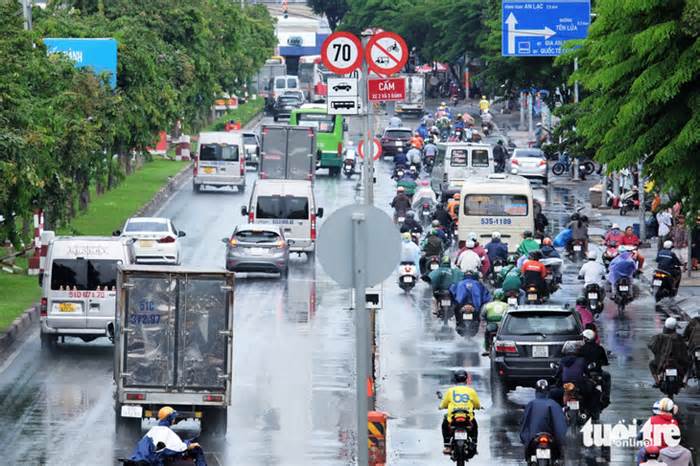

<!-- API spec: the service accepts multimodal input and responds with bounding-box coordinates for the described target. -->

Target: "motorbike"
[652,269,678,302]
[424,153,435,172]
[584,283,604,316]
[619,189,640,216]
[552,155,595,179]
[602,244,619,271]
[613,276,633,317]
[482,123,491,137]
[505,289,520,307]
[562,382,593,429]
[524,283,544,304]
[418,201,433,227]
[435,290,453,326]
[450,128,464,142]
[392,164,407,181]
[526,432,557,466]
[342,157,356,179]
[398,262,417,292]
[456,304,480,337]
[569,239,586,262]
[541,257,563,295]
[658,365,683,398]
[490,258,506,288]
[484,321,499,353]
[426,255,441,273]
[437,392,478,466]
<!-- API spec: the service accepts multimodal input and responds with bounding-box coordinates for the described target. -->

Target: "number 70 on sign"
[321,32,364,75]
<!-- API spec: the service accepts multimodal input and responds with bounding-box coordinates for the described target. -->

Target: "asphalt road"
[0,110,697,466]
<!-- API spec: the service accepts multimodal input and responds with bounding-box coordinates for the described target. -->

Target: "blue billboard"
[44,38,118,88]
[501,0,590,57]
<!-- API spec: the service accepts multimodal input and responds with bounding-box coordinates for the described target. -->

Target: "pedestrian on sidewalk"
[671,215,688,267]
[657,208,673,250]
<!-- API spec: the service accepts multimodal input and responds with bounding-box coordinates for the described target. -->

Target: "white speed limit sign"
[321,32,363,75]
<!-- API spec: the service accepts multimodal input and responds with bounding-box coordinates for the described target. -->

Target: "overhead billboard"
[44,38,118,88]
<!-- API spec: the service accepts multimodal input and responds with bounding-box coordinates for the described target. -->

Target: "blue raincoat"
[519,391,568,447]
[608,251,636,287]
[449,278,492,309]
[129,412,208,466]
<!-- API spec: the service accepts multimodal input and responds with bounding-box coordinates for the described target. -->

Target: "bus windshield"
[463,194,529,216]
[296,113,336,133]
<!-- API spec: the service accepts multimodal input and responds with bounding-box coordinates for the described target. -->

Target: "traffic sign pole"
[361,30,374,207]
[352,211,369,466]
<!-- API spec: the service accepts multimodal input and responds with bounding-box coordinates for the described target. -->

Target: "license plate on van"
[58,303,77,313]
[203,167,216,174]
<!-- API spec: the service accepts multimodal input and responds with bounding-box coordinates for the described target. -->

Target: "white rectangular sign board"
[327,77,360,115]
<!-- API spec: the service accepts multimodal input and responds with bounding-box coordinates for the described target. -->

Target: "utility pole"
[21,0,32,30]
[574,57,579,103]
[638,160,646,242]
[361,29,375,207]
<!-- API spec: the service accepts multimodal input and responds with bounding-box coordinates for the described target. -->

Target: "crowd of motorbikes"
[380,105,696,466]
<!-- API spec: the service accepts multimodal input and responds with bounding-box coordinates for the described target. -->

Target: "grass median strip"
[0,158,188,332]
[207,97,264,131]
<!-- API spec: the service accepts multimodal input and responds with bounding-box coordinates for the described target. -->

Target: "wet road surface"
[0,112,698,466]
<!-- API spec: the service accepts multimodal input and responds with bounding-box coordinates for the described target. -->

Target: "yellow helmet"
[158,406,175,421]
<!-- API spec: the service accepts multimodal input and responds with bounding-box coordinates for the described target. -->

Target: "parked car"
[242,131,261,168]
[273,95,302,121]
[222,224,289,276]
[380,127,413,158]
[490,305,583,401]
[117,217,185,265]
[509,148,548,185]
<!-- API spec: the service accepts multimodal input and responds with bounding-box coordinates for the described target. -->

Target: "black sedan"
[272,95,302,121]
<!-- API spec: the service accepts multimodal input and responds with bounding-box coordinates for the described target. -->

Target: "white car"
[118,217,185,265]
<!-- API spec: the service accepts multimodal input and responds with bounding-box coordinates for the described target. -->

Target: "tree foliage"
[307,0,349,31]
[0,0,275,245]
[570,0,700,211]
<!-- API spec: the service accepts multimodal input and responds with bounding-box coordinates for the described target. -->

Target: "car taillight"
[494,340,518,353]
[539,159,547,166]
[40,297,47,317]
[248,211,254,223]
[511,158,519,165]
[203,394,224,402]
[275,240,286,249]
[310,213,317,241]
[229,238,238,247]
[240,160,245,175]
[126,393,145,400]
[193,156,199,176]
[158,236,176,243]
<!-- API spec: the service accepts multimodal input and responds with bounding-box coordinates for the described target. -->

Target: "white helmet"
[611,223,620,230]
[468,232,478,241]
[665,317,677,330]
[582,329,596,341]
[658,397,675,413]
[466,240,476,249]
[587,251,597,260]
[492,231,501,239]
[663,240,673,249]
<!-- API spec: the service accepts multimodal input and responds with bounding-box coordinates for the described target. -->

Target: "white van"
[431,142,494,201]
[241,179,323,254]
[39,235,135,347]
[272,75,301,102]
[458,174,534,252]
[193,132,246,193]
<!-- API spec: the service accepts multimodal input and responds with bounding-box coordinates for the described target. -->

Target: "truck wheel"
[201,407,228,437]
[40,332,57,350]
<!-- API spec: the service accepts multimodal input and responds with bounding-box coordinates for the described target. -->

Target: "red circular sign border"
[321,32,363,75]
[365,32,408,77]
[358,137,383,161]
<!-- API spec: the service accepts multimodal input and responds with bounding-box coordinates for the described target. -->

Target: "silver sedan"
[222,224,289,276]
[509,148,549,185]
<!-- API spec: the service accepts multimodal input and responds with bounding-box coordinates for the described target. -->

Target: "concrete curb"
[0,111,265,357]
[0,305,38,354]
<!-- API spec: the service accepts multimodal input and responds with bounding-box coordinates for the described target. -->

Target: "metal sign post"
[352,212,369,466]
[361,30,375,207]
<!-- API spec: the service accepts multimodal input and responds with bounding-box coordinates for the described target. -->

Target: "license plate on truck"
[121,405,143,418]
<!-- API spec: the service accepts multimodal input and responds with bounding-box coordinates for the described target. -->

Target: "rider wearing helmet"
[636,398,681,464]
[580,329,611,408]
[499,254,523,299]
[399,210,423,235]
[439,369,481,455]
[519,380,566,464]
[540,237,560,258]
[479,96,490,113]
[656,239,683,289]
[420,228,446,274]
[449,268,491,329]
[551,341,596,412]
[128,406,208,466]
[412,179,437,211]
[391,186,412,222]
[521,250,548,296]
[481,289,509,352]
[648,317,690,387]
[447,193,461,223]
[485,231,508,266]
[425,254,464,292]
[517,230,541,256]
[406,140,423,169]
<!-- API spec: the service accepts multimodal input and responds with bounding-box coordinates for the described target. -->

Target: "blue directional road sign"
[502,0,590,57]
[44,38,118,88]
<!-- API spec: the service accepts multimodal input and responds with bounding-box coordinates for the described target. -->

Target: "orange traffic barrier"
[368,411,387,466]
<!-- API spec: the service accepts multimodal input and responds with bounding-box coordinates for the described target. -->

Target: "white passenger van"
[431,142,494,201]
[193,131,246,193]
[241,179,323,255]
[39,234,135,347]
[273,75,301,102]
[458,174,534,252]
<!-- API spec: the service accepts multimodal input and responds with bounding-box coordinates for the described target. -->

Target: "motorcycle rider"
[430,219,449,246]
[393,148,409,168]
[391,186,411,223]
[551,341,600,416]
[447,193,461,224]
[648,317,690,387]
[657,240,683,291]
[424,255,464,315]
[519,380,567,464]
[128,406,208,466]
[420,229,446,274]
[636,398,680,464]
[521,250,548,299]
[449,269,492,330]
[566,212,589,254]
[608,249,637,297]
[479,95,490,113]
[416,121,429,140]
[500,255,524,303]
[456,240,483,274]
[517,230,541,257]
[439,369,481,455]
[423,138,438,166]
[412,179,437,211]
[406,143,423,172]
[578,251,607,300]
[400,232,421,278]
[481,289,509,352]
[399,210,423,236]
[468,231,491,277]
[485,231,509,267]
[397,170,418,197]
[580,329,611,409]
[539,237,560,258]
[493,139,508,173]
[481,111,494,134]
[605,223,625,245]
[621,225,645,271]
[388,115,402,128]
[433,204,454,238]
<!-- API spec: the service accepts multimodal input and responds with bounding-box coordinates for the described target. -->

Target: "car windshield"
[296,113,335,133]
[287,78,298,88]
[243,135,257,145]
[199,143,239,162]
[385,130,412,139]
[125,221,168,233]
[463,194,529,216]
[503,312,580,336]
[514,150,544,158]
[235,230,280,244]
[50,258,120,291]
[256,195,309,220]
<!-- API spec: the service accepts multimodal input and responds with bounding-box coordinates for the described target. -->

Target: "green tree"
[571,0,700,210]
[307,0,349,31]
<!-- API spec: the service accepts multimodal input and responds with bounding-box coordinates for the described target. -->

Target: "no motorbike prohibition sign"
[365,32,408,76]
[358,136,382,161]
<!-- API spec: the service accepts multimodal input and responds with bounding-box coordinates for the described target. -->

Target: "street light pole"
[21,0,32,30]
